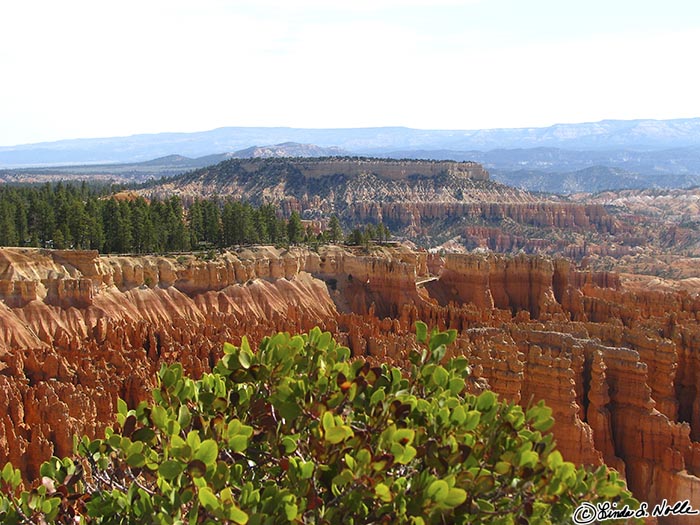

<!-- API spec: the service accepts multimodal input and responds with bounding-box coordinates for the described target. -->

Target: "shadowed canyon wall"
[1,247,699,522]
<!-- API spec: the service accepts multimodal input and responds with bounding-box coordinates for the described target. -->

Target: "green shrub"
[0,324,637,524]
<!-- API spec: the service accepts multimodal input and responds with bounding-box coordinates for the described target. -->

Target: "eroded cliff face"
[1,247,699,522]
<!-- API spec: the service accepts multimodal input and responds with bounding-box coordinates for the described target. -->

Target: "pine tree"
[52,228,66,249]
[328,215,343,243]
[287,211,303,245]
[0,200,19,246]
[85,199,105,251]
[188,199,205,248]
[201,199,222,246]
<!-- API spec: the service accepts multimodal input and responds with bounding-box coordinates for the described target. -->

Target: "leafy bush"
[0,324,636,524]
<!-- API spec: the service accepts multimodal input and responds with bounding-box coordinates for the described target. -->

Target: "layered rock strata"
[0,247,699,523]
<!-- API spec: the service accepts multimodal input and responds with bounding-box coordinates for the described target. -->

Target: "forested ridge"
[0,183,384,253]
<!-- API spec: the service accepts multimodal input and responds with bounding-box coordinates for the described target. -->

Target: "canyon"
[1,245,699,523]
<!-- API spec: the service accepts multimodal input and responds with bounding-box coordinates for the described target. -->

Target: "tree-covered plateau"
[0,325,637,524]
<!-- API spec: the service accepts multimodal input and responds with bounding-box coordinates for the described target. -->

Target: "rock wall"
[0,246,699,522]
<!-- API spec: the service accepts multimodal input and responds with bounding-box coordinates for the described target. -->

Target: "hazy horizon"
[3,116,700,150]
[2,1,700,147]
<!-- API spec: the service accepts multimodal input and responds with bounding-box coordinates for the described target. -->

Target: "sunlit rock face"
[1,246,699,523]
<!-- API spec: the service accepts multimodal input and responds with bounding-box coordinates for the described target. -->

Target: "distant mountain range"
[3,119,700,193]
[2,118,700,167]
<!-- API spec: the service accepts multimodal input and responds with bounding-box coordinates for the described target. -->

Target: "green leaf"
[317,331,332,350]
[159,460,184,480]
[344,453,355,470]
[428,329,457,352]
[162,367,176,388]
[228,505,249,524]
[529,403,554,432]
[239,346,253,369]
[519,450,539,468]
[475,498,495,512]
[598,483,622,498]
[281,436,298,454]
[198,487,219,510]
[150,405,167,430]
[370,389,386,406]
[393,428,415,445]
[117,398,128,416]
[178,405,192,428]
[426,479,449,502]
[431,366,448,388]
[451,406,467,425]
[127,453,146,468]
[495,461,511,475]
[299,461,314,480]
[325,426,352,445]
[547,450,563,469]
[41,497,60,516]
[229,435,248,454]
[194,439,219,465]
[464,410,481,431]
[375,482,392,502]
[415,321,428,343]
[2,462,15,483]
[357,449,371,466]
[322,411,335,432]
[39,461,56,479]
[476,391,496,411]
[11,469,20,490]
[395,445,417,464]
[444,487,467,508]
[284,502,298,521]
[449,377,466,396]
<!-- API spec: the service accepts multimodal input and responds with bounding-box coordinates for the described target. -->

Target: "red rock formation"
[1,246,699,523]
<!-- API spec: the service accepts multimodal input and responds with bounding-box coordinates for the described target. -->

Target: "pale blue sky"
[1,0,699,146]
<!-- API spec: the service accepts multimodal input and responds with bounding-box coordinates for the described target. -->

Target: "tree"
[65,199,88,249]
[101,199,121,253]
[327,215,343,244]
[377,222,391,244]
[287,211,303,245]
[188,199,205,247]
[130,199,156,253]
[0,325,636,524]
[259,204,281,244]
[201,199,222,246]
[0,200,19,246]
[84,199,105,251]
[160,197,189,252]
[51,229,66,249]
[347,227,364,246]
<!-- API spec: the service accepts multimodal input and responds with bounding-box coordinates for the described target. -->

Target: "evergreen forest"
[0,183,383,253]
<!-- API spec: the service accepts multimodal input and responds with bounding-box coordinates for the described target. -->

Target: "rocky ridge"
[1,247,700,521]
[144,157,645,255]
[143,157,700,270]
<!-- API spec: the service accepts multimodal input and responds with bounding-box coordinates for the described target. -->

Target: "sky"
[1,0,700,146]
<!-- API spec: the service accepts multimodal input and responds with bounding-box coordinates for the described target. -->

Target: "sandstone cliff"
[0,246,699,523]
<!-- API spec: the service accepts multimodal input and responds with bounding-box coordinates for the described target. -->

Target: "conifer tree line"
[0,182,389,253]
